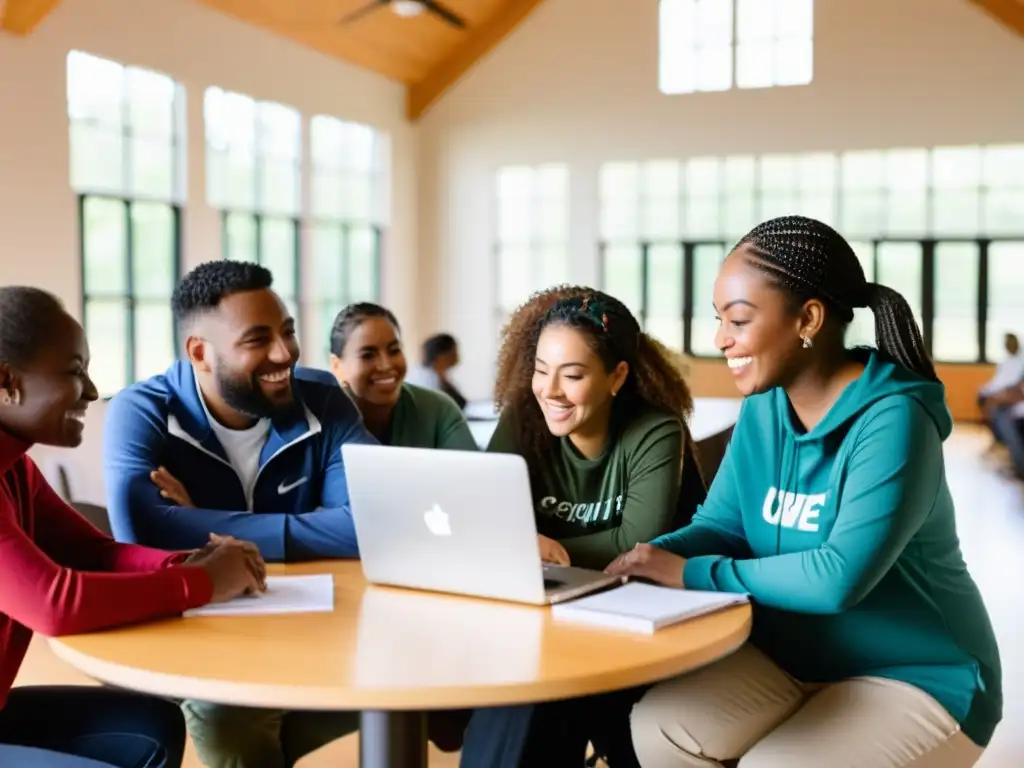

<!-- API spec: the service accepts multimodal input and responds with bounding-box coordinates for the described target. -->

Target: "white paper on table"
[183,575,335,617]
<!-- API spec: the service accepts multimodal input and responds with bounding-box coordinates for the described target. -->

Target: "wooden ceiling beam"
[406,0,547,121]
[0,0,63,35]
[967,0,1024,36]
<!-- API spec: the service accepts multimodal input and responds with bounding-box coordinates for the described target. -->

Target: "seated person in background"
[986,384,1024,479]
[299,302,476,451]
[458,286,706,767]
[608,216,1002,768]
[405,332,467,409]
[102,261,374,768]
[978,332,1024,448]
[0,286,262,768]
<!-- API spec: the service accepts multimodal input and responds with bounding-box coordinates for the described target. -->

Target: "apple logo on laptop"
[424,503,452,536]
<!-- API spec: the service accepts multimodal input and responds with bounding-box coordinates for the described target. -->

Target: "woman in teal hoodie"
[608,215,1001,767]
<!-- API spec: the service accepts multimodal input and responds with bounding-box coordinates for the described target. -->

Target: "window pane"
[338,121,376,172]
[131,202,176,299]
[982,145,1024,187]
[348,226,378,303]
[932,242,979,362]
[840,192,886,237]
[225,151,256,210]
[931,190,980,237]
[85,299,128,396]
[312,223,345,300]
[70,123,124,193]
[876,242,923,326]
[67,51,124,126]
[536,244,567,293]
[736,42,774,89]
[841,151,884,190]
[131,137,174,199]
[83,197,127,295]
[499,246,530,313]
[126,67,176,140]
[641,160,682,200]
[932,146,981,189]
[722,194,756,240]
[886,150,929,190]
[776,0,814,38]
[660,46,696,95]
[697,0,733,44]
[987,242,1024,363]
[259,217,297,298]
[218,90,257,153]
[736,0,773,42]
[258,102,300,160]
[685,197,721,238]
[982,190,1024,236]
[696,44,732,92]
[641,200,682,239]
[646,244,684,350]
[601,245,643,318]
[134,301,176,381]
[312,170,343,219]
[225,212,257,262]
[847,241,876,348]
[690,243,727,355]
[499,184,534,244]
[760,155,797,191]
[886,192,928,237]
[774,38,813,87]
[260,159,300,215]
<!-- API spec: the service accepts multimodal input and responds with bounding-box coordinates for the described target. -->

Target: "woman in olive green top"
[458,286,706,768]
[325,303,477,451]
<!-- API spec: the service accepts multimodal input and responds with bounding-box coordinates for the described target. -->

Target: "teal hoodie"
[653,350,1002,746]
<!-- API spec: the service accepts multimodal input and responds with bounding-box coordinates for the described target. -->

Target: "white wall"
[0,0,419,502]
[418,0,1024,398]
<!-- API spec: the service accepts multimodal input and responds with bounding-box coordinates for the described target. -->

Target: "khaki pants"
[631,645,985,768]
[181,700,359,768]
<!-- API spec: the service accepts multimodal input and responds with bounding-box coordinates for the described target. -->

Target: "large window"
[205,87,302,320]
[67,50,185,396]
[599,144,1024,363]
[659,0,814,95]
[307,115,388,367]
[495,164,570,319]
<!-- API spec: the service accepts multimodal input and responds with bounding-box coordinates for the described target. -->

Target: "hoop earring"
[801,336,813,349]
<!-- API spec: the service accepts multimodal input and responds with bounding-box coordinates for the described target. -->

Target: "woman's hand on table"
[605,543,686,588]
[150,466,194,507]
[538,534,570,566]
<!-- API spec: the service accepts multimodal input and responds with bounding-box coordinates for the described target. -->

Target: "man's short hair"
[172,260,273,327]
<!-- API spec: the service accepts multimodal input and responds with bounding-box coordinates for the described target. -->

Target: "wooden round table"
[50,561,751,768]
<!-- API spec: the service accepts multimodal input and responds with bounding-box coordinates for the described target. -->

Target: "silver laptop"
[342,444,624,605]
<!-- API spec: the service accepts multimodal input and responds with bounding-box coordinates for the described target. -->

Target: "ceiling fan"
[339,0,467,29]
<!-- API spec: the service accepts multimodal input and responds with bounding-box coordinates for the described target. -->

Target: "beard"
[214,358,296,420]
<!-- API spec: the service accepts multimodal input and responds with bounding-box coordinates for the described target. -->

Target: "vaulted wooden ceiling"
[2,0,1022,122]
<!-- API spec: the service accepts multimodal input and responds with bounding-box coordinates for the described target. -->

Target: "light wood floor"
[13,424,1023,766]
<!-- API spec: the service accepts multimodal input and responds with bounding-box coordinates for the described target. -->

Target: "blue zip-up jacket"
[102,361,377,561]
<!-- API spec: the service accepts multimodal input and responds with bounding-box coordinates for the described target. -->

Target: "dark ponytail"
[737,215,938,382]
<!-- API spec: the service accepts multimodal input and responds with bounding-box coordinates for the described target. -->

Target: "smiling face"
[185,288,300,425]
[713,246,816,396]
[330,315,407,408]
[531,324,628,455]
[0,311,99,447]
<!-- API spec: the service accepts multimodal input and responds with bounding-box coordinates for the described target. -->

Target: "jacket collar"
[0,428,29,475]
[165,361,321,463]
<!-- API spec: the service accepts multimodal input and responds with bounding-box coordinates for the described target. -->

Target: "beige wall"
[418,0,1024,400]
[0,0,419,501]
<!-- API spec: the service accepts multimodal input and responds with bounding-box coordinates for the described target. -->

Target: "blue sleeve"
[651,440,752,560]
[683,399,941,614]
[103,387,378,562]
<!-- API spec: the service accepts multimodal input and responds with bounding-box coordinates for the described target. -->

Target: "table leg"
[359,710,427,768]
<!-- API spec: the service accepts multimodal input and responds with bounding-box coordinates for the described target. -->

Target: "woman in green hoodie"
[607,215,1001,767]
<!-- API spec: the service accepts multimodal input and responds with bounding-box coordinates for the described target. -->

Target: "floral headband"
[547,294,611,334]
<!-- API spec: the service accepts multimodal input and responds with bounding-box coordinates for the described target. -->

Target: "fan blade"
[421,0,466,28]
[340,0,387,25]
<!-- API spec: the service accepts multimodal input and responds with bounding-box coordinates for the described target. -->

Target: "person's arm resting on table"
[103,387,377,561]
[683,399,941,614]
[1,461,210,636]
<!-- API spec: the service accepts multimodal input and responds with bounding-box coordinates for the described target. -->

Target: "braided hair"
[737,215,937,381]
[329,303,401,358]
[495,285,696,488]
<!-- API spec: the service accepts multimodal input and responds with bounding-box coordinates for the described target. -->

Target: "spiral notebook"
[550,582,748,634]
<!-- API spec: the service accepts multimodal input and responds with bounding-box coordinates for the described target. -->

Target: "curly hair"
[494,285,697,486]
[737,216,937,381]
[172,260,274,327]
[329,302,401,357]
[0,287,66,367]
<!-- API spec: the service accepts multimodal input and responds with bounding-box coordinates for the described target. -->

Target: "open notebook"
[551,582,748,634]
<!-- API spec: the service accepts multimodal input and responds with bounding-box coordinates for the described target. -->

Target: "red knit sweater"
[0,431,212,707]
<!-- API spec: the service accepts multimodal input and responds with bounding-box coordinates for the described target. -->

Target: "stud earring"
[801,336,813,349]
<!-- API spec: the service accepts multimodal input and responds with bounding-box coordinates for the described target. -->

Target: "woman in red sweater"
[0,286,265,768]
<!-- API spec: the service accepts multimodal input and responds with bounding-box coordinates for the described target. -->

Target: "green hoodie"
[654,350,1002,747]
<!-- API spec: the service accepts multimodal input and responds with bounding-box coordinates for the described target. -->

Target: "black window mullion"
[172,205,183,353]
[978,239,990,363]
[372,225,383,301]
[123,198,136,387]
[639,241,651,330]
[342,223,353,304]
[682,241,695,355]
[255,213,264,265]
[921,239,935,357]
